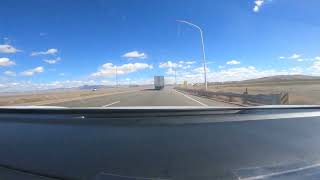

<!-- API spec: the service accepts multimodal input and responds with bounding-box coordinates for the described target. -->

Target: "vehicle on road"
[0,0,318,180]
[154,76,165,90]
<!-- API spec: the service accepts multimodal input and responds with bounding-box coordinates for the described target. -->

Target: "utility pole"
[177,20,208,91]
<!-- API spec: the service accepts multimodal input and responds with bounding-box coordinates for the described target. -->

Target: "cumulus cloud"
[44,57,62,64]
[253,0,264,12]
[288,53,301,59]
[122,51,147,59]
[314,57,320,61]
[21,66,44,76]
[159,60,196,70]
[311,59,320,71]
[91,62,153,77]
[0,57,16,66]
[165,68,176,75]
[177,65,305,84]
[0,44,20,54]
[192,66,210,74]
[159,61,178,68]
[4,70,16,76]
[179,61,196,65]
[31,48,58,56]
[226,60,241,65]
[279,54,304,61]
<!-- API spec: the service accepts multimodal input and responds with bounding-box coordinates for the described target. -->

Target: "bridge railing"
[174,87,289,105]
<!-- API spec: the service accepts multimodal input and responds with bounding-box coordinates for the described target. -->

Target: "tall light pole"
[177,20,208,91]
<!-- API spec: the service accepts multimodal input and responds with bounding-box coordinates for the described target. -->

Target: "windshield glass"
[0,0,318,107]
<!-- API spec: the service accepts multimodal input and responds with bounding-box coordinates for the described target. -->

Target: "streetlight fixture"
[177,20,208,91]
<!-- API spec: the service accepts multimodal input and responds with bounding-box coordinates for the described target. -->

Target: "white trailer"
[154,76,164,90]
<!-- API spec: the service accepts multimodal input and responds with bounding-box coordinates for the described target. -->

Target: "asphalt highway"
[48,87,237,107]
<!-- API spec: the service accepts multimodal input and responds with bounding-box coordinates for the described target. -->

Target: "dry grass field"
[0,87,143,106]
[192,78,320,105]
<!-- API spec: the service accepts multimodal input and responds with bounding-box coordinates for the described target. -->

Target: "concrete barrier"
[175,87,289,105]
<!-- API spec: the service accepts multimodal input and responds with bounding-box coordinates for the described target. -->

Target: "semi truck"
[154,76,165,90]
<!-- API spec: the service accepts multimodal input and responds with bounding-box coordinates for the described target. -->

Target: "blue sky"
[0,0,320,91]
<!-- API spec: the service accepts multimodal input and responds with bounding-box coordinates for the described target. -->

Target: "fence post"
[242,88,248,104]
[280,92,289,105]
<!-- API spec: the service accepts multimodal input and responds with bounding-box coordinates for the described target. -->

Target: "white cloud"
[159,61,178,68]
[21,66,44,76]
[172,65,306,84]
[279,54,306,61]
[288,53,301,59]
[44,57,62,64]
[4,70,16,76]
[311,60,320,71]
[226,60,240,65]
[31,48,58,56]
[122,51,147,59]
[192,66,210,74]
[91,62,152,77]
[179,60,196,65]
[0,44,20,54]
[253,0,264,12]
[314,57,320,61]
[159,60,195,70]
[0,57,15,66]
[166,68,176,75]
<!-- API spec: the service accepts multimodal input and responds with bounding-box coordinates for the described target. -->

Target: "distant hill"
[241,75,320,83]
[206,75,320,85]
[78,85,106,90]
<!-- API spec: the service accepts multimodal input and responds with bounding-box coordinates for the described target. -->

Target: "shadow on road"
[141,88,158,91]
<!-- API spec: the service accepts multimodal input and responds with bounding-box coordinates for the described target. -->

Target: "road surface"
[48,87,237,107]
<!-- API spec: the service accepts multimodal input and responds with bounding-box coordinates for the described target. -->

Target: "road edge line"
[102,101,121,107]
[173,90,208,107]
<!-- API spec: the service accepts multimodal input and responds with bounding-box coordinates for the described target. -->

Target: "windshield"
[0,0,318,108]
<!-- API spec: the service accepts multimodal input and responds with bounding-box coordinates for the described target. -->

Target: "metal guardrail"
[175,87,289,105]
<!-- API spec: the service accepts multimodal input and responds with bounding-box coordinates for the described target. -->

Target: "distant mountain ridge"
[241,75,320,83]
[78,85,106,90]
[207,75,320,85]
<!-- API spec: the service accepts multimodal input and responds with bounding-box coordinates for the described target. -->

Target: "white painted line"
[239,163,320,180]
[174,90,208,106]
[102,101,120,107]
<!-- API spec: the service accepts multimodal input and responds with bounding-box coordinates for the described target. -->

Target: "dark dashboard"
[1,106,320,180]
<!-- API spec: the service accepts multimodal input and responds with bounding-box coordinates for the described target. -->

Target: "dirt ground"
[0,87,143,106]
[192,80,320,105]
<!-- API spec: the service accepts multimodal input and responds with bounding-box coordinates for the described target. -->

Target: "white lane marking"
[102,101,120,107]
[239,163,320,180]
[174,90,208,106]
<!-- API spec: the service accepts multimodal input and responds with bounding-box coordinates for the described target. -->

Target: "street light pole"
[177,20,208,91]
